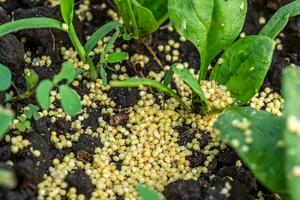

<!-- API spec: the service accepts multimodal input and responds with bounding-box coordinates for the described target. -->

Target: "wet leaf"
[136,184,165,200]
[210,35,274,104]
[168,0,247,80]
[36,80,53,110]
[0,107,14,140]
[59,85,81,117]
[214,107,287,194]
[259,0,300,39]
[283,67,300,200]
[0,64,11,91]
[60,0,74,26]
[110,78,190,111]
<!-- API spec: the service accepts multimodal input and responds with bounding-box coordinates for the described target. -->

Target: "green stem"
[68,24,97,80]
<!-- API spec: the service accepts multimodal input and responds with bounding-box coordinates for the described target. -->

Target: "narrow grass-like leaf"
[283,67,300,200]
[84,21,121,53]
[106,52,128,63]
[59,85,81,117]
[163,69,174,86]
[36,80,53,110]
[60,0,74,26]
[0,107,14,140]
[99,64,108,86]
[214,107,287,194]
[104,28,120,54]
[173,67,207,105]
[0,64,11,91]
[259,0,300,39]
[110,78,190,111]
[136,184,165,200]
[0,18,63,37]
[53,62,77,85]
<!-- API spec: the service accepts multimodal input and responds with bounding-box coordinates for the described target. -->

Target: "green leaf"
[60,0,74,26]
[210,35,274,104]
[163,68,174,86]
[99,64,108,86]
[16,123,26,132]
[214,107,287,194]
[23,109,33,119]
[59,85,81,117]
[103,29,120,55]
[110,78,190,111]
[0,18,63,37]
[0,107,14,140]
[283,67,300,200]
[172,67,207,105]
[136,0,168,25]
[25,69,39,90]
[84,21,121,53]
[53,62,77,85]
[168,0,247,80]
[36,80,53,110]
[0,169,16,189]
[28,104,40,112]
[0,64,12,91]
[106,52,128,63]
[132,0,158,36]
[136,184,165,200]
[259,0,300,40]
[33,112,42,121]
[113,0,139,37]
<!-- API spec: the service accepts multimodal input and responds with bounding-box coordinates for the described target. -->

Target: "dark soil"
[0,0,298,199]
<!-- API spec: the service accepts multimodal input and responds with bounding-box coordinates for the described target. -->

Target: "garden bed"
[0,0,298,199]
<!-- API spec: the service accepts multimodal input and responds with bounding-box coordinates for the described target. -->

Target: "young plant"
[136,184,164,200]
[111,0,300,112]
[0,107,14,140]
[36,61,82,117]
[214,66,300,200]
[15,114,31,133]
[0,0,123,80]
[113,0,168,38]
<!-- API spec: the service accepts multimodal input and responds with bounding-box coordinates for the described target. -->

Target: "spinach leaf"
[168,0,247,80]
[259,0,300,40]
[36,80,53,110]
[210,35,274,104]
[214,107,287,194]
[136,184,165,200]
[136,0,168,25]
[283,67,300,200]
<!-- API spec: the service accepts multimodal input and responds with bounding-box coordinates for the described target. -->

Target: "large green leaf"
[136,184,165,200]
[283,67,300,200]
[36,80,53,110]
[53,62,77,85]
[172,67,207,105]
[0,18,63,37]
[210,35,274,104]
[136,0,168,25]
[84,21,121,53]
[0,107,14,140]
[110,78,190,111]
[168,0,247,80]
[59,85,81,117]
[60,0,74,26]
[259,0,300,39]
[214,107,287,194]
[0,64,11,91]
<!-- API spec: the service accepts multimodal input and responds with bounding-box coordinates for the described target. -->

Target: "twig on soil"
[141,39,164,70]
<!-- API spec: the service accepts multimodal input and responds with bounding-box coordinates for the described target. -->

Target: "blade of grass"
[84,21,121,53]
[0,18,63,36]
[110,78,190,111]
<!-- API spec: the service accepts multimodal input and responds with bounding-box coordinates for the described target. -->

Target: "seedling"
[36,61,82,117]
[0,0,124,80]
[111,1,300,112]
[13,104,41,133]
[136,184,164,200]
[113,0,168,38]
[15,114,31,132]
[214,66,300,200]
[0,107,14,140]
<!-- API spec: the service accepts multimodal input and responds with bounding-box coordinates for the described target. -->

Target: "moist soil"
[0,0,298,199]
